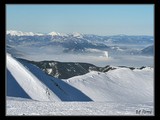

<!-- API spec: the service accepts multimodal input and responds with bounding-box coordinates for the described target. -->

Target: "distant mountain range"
[7,30,153,45]
[6,30,154,56]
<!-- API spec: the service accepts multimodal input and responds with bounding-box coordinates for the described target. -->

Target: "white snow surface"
[7,30,44,36]
[46,68,52,74]
[6,53,154,115]
[7,30,82,37]
[48,31,61,36]
[7,53,61,101]
[6,97,153,116]
[64,68,153,103]
[72,32,83,38]
[7,53,92,101]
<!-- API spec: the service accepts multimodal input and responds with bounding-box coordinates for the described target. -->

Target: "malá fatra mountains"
[6,30,154,115]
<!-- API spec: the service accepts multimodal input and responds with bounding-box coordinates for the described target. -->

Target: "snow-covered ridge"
[48,31,61,36]
[7,30,44,36]
[65,68,153,103]
[7,53,61,101]
[71,32,83,38]
[47,31,68,36]
[7,53,92,101]
[7,30,81,37]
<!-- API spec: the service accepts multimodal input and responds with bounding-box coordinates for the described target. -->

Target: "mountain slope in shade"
[26,59,146,79]
[28,60,99,79]
[7,53,92,101]
[18,58,92,101]
[7,69,31,99]
[141,45,154,55]
[7,53,61,101]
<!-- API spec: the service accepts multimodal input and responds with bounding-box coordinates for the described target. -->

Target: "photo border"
[1,0,159,118]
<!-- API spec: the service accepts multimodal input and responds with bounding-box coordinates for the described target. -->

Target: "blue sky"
[6,5,154,36]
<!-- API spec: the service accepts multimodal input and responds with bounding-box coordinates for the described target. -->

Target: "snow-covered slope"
[6,52,153,103]
[7,53,61,101]
[7,53,92,101]
[18,59,92,101]
[6,96,153,115]
[7,53,153,103]
[64,68,153,103]
[6,54,153,115]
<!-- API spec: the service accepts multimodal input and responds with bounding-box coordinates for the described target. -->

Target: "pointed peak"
[48,31,60,36]
[71,32,83,38]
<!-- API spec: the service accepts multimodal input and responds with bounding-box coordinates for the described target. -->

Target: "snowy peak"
[7,30,44,36]
[47,31,83,38]
[72,32,83,38]
[48,31,69,37]
[48,31,61,36]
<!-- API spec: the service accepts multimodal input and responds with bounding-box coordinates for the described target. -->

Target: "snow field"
[6,97,153,116]
[65,68,153,103]
[6,53,154,115]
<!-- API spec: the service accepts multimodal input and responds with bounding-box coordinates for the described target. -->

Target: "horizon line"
[6,30,154,36]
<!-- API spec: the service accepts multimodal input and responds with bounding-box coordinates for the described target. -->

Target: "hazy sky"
[6,4,154,36]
